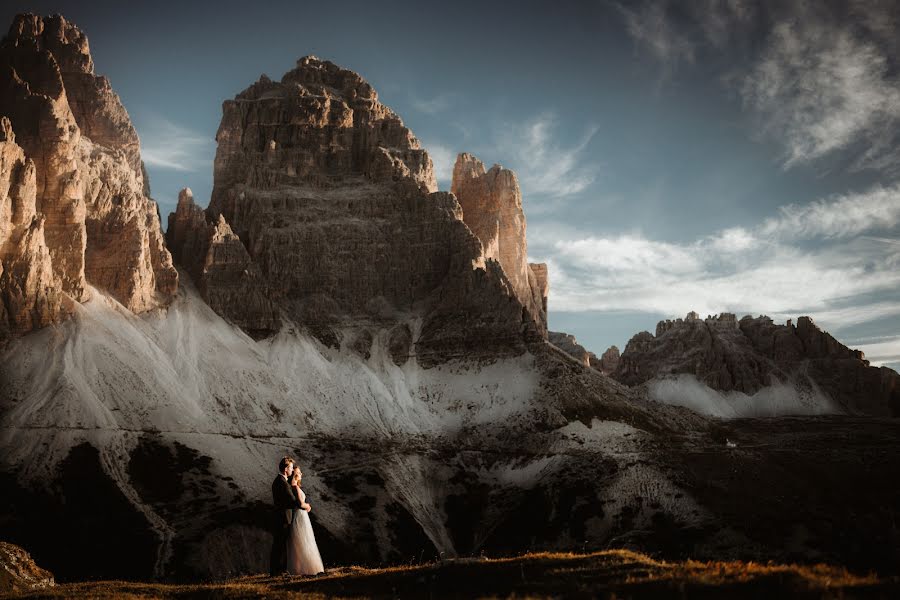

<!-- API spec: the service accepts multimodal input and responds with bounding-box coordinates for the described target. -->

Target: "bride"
[287,467,325,575]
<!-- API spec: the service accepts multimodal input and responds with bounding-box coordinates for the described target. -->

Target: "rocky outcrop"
[0,14,176,338]
[549,331,599,368]
[166,188,279,336]
[451,153,547,334]
[166,188,209,279]
[548,331,620,375]
[0,541,55,593]
[597,345,620,375]
[169,56,543,363]
[614,312,900,416]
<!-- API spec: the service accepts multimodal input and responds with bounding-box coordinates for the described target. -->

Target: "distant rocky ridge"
[0,14,176,339]
[613,311,900,417]
[548,331,619,374]
[166,56,548,363]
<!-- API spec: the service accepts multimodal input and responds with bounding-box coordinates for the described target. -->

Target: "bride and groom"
[269,456,325,576]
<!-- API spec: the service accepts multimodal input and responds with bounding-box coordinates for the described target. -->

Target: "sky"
[4,0,899,371]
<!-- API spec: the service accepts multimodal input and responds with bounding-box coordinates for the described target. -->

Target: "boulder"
[0,541,54,593]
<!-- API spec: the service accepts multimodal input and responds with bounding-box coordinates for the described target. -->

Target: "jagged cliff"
[614,312,900,416]
[451,153,548,334]
[0,14,176,339]
[167,56,547,363]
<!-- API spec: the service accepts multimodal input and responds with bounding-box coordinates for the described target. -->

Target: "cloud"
[855,336,900,368]
[134,114,215,173]
[741,11,900,173]
[490,113,599,208]
[531,183,900,332]
[410,93,453,115]
[617,0,695,75]
[615,0,755,79]
[422,141,455,185]
[614,1,900,175]
[759,184,900,240]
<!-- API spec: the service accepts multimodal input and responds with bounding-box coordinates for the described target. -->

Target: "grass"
[3,549,896,599]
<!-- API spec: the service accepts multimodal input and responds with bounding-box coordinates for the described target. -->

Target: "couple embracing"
[269,456,325,576]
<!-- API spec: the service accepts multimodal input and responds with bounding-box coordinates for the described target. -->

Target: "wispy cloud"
[490,113,599,210]
[531,183,900,331]
[614,1,900,175]
[616,0,695,78]
[615,0,755,81]
[135,114,215,173]
[741,11,900,173]
[422,140,455,186]
[855,336,900,368]
[759,185,900,240]
[410,92,454,115]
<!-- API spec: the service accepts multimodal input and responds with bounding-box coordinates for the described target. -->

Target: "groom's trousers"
[269,520,290,575]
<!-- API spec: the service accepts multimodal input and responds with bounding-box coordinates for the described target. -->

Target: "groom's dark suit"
[269,474,303,575]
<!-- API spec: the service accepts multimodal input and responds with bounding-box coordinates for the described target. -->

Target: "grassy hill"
[4,549,896,599]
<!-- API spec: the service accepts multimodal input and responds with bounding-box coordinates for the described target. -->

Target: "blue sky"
[5,1,899,370]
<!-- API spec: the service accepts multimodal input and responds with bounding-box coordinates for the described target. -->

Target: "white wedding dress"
[287,487,325,575]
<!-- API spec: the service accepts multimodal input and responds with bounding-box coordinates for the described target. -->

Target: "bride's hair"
[291,469,302,486]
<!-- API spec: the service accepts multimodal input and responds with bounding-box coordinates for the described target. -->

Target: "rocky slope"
[0,14,176,339]
[3,284,897,582]
[614,312,900,417]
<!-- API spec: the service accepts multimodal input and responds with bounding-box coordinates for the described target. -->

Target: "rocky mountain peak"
[169,59,547,361]
[282,55,378,101]
[450,152,547,333]
[6,13,93,74]
[0,13,176,338]
[212,56,436,204]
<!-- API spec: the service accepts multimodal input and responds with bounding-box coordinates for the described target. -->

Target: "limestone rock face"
[166,188,209,279]
[614,312,900,416]
[169,57,540,362]
[451,153,547,334]
[167,189,279,336]
[529,262,549,315]
[201,214,280,336]
[0,118,68,336]
[0,13,176,338]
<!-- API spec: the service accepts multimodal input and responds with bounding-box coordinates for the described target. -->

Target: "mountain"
[0,14,176,340]
[166,56,546,362]
[612,312,900,418]
[1,13,899,584]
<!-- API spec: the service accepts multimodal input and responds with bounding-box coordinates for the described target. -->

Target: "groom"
[269,456,305,575]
